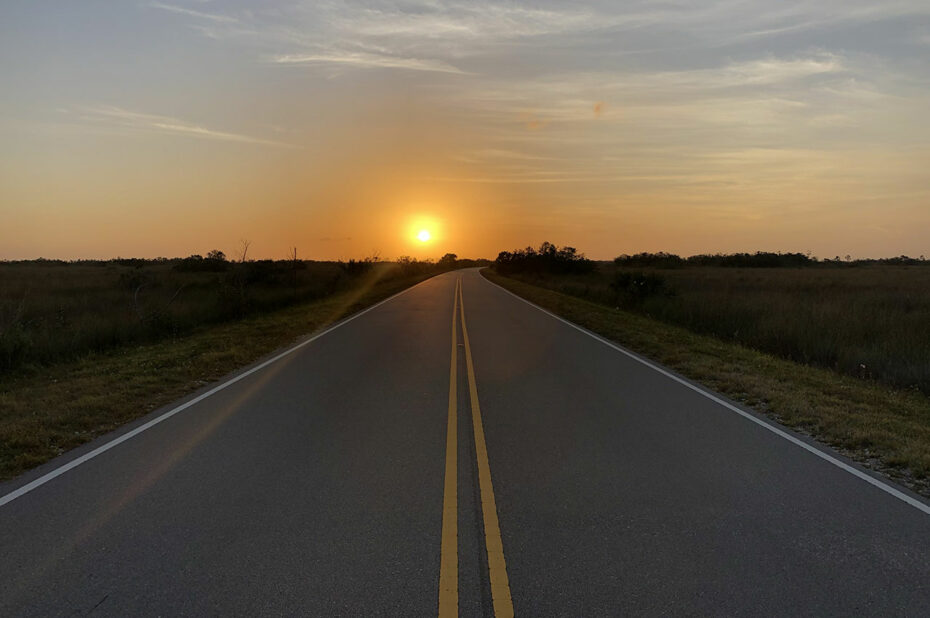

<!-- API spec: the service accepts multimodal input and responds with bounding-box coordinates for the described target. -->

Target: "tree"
[230,239,252,314]
[438,253,458,268]
[206,249,226,262]
[236,239,251,263]
[494,241,594,275]
[287,247,298,299]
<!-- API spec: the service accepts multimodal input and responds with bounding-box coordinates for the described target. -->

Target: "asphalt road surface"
[2,269,929,616]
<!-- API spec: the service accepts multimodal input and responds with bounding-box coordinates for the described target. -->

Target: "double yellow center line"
[439,277,514,617]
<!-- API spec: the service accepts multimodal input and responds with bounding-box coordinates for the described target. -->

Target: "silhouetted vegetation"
[495,242,595,275]
[686,251,813,268]
[614,251,929,269]
[396,255,439,277]
[494,248,930,395]
[340,257,378,277]
[615,251,813,268]
[450,256,493,269]
[173,251,230,272]
[613,252,686,269]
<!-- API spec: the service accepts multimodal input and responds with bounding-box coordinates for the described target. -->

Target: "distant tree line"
[495,242,595,275]
[614,251,812,268]
[613,252,928,268]
[0,251,492,270]
[4,251,924,272]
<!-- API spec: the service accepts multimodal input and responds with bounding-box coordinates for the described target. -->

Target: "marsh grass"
[0,260,374,374]
[505,264,930,395]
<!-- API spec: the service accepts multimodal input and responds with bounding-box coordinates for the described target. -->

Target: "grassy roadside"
[482,269,930,498]
[0,271,435,482]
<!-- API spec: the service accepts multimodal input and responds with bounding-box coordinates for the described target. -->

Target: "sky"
[2,1,929,261]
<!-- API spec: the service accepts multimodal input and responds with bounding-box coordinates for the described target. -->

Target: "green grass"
[0,268,435,481]
[483,269,930,498]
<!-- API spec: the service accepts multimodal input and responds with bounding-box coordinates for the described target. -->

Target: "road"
[2,269,929,616]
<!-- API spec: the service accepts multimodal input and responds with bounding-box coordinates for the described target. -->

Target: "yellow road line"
[438,277,460,617]
[458,280,515,618]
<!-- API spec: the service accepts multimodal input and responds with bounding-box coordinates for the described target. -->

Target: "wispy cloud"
[272,51,466,74]
[163,0,930,78]
[469,148,557,161]
[331,3,603,42]
[165,2,612,76]
[431,53,848,140]
[148,2,237,24]
[72,105,297,148]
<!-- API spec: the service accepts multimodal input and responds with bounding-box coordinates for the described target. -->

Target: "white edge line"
[0,276,437,508]
[481,272,930,516]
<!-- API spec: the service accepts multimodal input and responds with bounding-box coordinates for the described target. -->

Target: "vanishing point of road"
[2,269,929,616]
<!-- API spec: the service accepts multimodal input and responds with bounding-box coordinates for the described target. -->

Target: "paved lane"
[2,269,929,616]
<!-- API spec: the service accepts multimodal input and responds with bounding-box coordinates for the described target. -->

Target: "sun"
[407,215,441,246]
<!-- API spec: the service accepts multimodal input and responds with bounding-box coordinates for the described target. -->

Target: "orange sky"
[2,2,930,261]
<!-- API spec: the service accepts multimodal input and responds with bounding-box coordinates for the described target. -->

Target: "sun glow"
[406,214,443,251]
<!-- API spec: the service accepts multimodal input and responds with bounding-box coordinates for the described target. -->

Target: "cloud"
[435,173,619,184]
[170,0,930,74]
[148,2,238,24]
[719,55,843,85]
[415,53,851,159]
[272,51,466,74]
[168,2,612,74]
[72,105,297,148]
[469,148,556,161]
[331,3,603,42]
